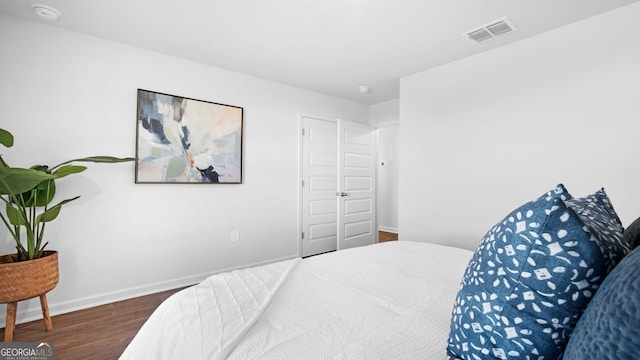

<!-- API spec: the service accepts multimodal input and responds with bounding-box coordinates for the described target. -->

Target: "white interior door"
[300,116,376,257]
[337,119,377,251]
[301,116,338,257]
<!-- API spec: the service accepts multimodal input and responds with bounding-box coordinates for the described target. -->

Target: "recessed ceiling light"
[358,85,371,93]
[31,4,61,20]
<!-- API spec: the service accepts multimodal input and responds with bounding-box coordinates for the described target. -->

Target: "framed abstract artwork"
[135,89,243,184]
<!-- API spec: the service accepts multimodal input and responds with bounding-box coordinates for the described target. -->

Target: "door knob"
[337,192,348,197]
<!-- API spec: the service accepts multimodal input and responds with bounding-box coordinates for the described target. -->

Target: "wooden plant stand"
[0,251,59,342]
[4,294,54,342]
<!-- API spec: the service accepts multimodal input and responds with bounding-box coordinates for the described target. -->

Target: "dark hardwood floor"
[0,288,184,360]
[378,230,399,242]
[1,231,398,359]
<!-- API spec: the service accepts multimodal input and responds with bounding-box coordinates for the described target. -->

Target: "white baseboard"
[0,254,297,328]
[378,226,398,234]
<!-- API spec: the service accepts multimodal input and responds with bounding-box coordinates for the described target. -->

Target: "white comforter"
[120,241,473,360]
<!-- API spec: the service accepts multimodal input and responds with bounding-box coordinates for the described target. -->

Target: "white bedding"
[120,257,301,360]
[120,241,473,360]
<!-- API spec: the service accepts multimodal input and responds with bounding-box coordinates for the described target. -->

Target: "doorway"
[299,114,377,257]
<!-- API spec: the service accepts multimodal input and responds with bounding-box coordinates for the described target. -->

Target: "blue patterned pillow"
[447,184,629,360]
[565,188,626,273]
[623,217,640,249]
[562,245,640,360]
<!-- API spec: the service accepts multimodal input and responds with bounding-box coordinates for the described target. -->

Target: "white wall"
[370,100,399,233]
[399,3,640,251]
[0,15,368,324]
[370,99,399,128]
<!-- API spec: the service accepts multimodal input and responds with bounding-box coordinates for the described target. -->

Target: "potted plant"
[0,127,133,341]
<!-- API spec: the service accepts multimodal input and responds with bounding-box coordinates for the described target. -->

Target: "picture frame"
[135,89,243,184]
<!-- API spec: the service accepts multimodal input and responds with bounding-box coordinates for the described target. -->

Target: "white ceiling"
[2,0,639,105]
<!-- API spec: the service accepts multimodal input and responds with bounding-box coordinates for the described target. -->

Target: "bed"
[120,241,473,359]
[120,184,640,360]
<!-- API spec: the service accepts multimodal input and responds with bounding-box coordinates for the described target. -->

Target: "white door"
[301,116,338,257]
[300,115,377,257]
[337,119,377,250]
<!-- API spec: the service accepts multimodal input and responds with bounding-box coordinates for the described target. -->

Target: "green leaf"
[52,164,87,179]
[0,129,14,148]
[0,167,55,195]
[75,156,135,163]
[35,196,80,223]
[36,205,62,223]
[5,201,28,226]
[52,156,134,170]
[33,179,56,206]
[29,164,50,173]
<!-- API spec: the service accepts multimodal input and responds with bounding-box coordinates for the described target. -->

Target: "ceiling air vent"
[464,17,517,44]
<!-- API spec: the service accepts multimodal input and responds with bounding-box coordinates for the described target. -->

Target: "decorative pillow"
[564,188,626,272]
[447,184,629,360]
[562,245,640,359]
[623,217,640,250]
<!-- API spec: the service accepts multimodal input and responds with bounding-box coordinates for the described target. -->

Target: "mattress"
[120,241,473,360]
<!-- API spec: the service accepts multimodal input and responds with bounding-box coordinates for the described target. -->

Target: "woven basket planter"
[0,251,59,303]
